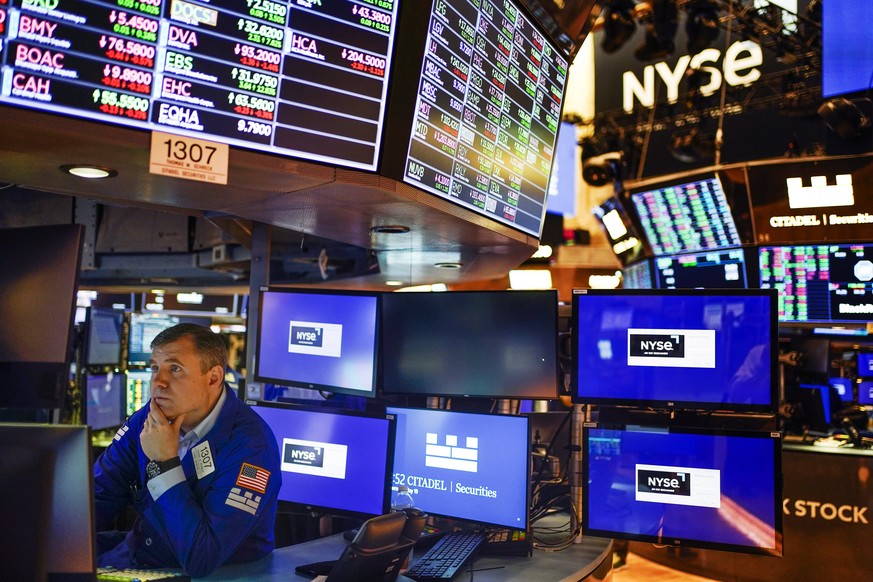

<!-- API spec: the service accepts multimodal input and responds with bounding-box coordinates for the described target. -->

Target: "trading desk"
[202,532,612,582]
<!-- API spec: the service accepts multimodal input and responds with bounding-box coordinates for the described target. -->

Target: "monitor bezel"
[570,288,779,413]
[250,400,396,519]
[380,289,560,399]
[386,405,532,531]
[582,423,784,557]
[253,287,381,399]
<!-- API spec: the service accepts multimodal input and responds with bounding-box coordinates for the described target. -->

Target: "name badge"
[193,441,215,479]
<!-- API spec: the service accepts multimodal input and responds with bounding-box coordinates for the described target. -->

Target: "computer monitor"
[127,312,211,367]
[758,243,873,323]
[85,372,126,431]
[858,381,873,406]
[822,0,873,98]
[653,248,749,289]
[125,369,152,417]
[829,377,854,403]
[83,307,125,367]
[572,289,778,413]
[254,288,380,398]
[387,406,530,530]
[583,424,782,556]
[857,353,873,377]
[381,290,558,399]
[0,224,84,409]
[0,423,95,580]
[622,259,653,289]
[628,173,744,256]
[251,401,395,518]
[593,195,647,265]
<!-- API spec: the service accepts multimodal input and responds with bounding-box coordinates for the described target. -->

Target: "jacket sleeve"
[140,424,281,577]
[93,419,144,531]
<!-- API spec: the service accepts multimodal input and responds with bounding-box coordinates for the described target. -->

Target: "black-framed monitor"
[593,195,647,265]
[0,0,401,171]
[251,401,395,518]
[572,289,778,412]
[380,0,571,238]
[0,224,84,409]
[759,243,873,323]
[583,424,782,556]
[85,372,126,431]
[127,312,211,367]
[627,170,751,256]
[125,369,152,417]
[254,287,380,398]
[83,307,125,367]
[387,406,530,530]
[0,423,96,580]
[381,290,558,399]
[653,248,749,289]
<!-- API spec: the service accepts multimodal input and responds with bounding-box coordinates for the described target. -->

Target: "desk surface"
[203,532,612,582]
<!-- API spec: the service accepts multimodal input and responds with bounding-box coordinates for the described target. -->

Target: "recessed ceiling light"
[385,280,405,286]
[434,262,463,269]
[61,165,117,179]
[370,225,411,234]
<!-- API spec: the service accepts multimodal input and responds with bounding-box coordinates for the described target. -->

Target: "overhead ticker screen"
[0,0,399,170]
[630,176,742,256]
[402,0,569,238]
[759,243,873,322]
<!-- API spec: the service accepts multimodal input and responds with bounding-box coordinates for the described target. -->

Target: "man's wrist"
[146,456,182,480]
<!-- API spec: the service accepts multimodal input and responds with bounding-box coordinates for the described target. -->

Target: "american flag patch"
[236,462,270,494]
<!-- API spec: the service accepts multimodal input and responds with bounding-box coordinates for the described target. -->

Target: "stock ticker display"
[402,0,569,237]
[631,176,742,256]
[0,0,399,169]
[759,244,873,322]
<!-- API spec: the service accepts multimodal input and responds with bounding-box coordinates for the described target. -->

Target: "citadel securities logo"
[282,438,348,480]
[636,464,721,508]
[425,432,479,473]
[787,174,854,209]
[287,320,342,358]
[627,328,715,369]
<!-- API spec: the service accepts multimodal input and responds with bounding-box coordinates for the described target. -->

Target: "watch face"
[146,460,160,479]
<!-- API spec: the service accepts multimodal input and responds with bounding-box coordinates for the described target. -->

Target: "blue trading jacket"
[94,386,281,577]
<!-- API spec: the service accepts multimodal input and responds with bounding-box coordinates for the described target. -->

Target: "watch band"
[146,456,182,480]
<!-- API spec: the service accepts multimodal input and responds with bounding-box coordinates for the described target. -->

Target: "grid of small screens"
[127,312,211,367]
[85,372,126,431]
[387,406,530,530]
[583,425,782,556]
[251,401,395,517]
[84,307,125,367]
[254,288,380,397]
[381,290,558,398]
[395,0,570,237]
[572,289,777,412]
[0,0,400,170]
[759,243,873,323]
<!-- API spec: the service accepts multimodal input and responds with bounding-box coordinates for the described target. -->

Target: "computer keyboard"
[404,531,486,581]
[96,567,190,581]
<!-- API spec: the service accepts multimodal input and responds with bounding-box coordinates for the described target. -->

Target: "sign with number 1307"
[149,131,229,185]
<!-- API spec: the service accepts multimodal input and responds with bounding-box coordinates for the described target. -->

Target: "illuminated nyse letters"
[622,41,763,113]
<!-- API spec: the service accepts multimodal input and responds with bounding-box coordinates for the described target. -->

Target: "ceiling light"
[601,0,637,54]
[685,0,720,55]
[385,280,405,286]
[370,225,410,234]
[434,262,463,269]
[581,152,622,187]
[61,165,117,179]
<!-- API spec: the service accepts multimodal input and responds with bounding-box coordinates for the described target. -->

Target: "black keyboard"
[96,567,190,581]
[404,531,486,581]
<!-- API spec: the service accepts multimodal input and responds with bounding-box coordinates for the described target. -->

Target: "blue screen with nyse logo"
[255,288,379,397]
[252,402,394,517]
[584,426,781,556]
[572,289,776,412]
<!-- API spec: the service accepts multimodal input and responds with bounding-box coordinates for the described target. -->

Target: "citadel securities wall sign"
[747,154,873,244]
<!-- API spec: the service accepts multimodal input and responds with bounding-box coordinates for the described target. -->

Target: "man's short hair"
[151,323,227,374]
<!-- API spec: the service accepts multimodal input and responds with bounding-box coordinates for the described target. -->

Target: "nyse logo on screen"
[629,333,685,358]
[284,443,325,468]
[287,320,343,358]
[638,469,691,496]
[635,464,721,508]
[627,328,716,369]
[281,438,348,480]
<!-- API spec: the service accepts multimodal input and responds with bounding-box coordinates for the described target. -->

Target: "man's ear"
[208,365,224,388]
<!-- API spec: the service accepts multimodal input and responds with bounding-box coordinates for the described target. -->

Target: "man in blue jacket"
[94,323,282,577]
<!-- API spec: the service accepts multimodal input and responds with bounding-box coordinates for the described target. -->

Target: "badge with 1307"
[149,131,229,185]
